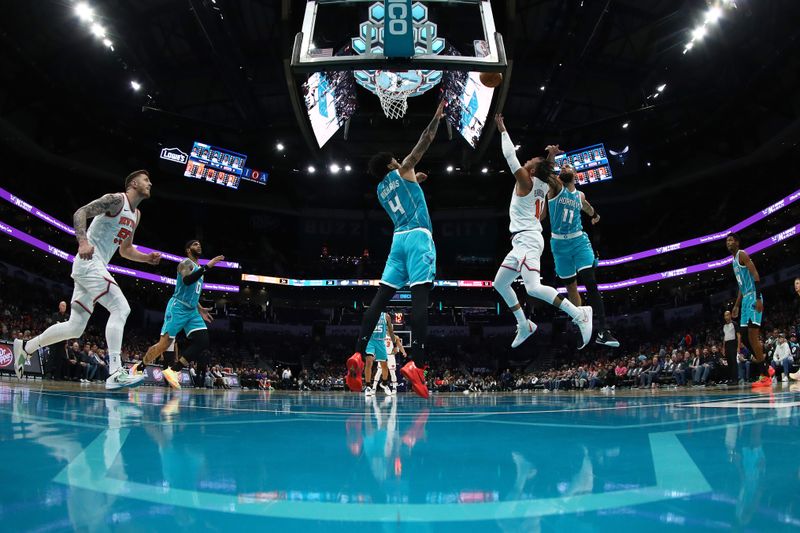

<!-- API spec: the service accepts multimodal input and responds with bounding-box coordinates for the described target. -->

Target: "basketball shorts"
[161,298,207,337]
[70,257,125,314]
[366,338,387,362]
[380,228,436,289]
[501,230,544,272]
[740,292,763,328]
[550,232,595,279]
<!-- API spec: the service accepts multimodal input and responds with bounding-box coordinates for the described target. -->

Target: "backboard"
[291,1,506,73]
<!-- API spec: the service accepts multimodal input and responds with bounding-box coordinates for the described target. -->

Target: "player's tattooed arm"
[400,101,446,179]
[579,191,600,224]
[177,258,195,278]
[73,194,123,244]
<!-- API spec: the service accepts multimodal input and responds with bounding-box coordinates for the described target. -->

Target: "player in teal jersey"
[726,233,770,388]
[346,101,445,399]
[540,146,618,348]
[139,240,224,388]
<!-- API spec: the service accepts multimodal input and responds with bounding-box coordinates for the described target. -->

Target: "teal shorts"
[550,233,595,279]
[380,229,436,289]
[161,298,206,338]
[366,339,387,362]
[740,293,763,327]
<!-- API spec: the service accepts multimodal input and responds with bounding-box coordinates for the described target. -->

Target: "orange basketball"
[479,72,503,88]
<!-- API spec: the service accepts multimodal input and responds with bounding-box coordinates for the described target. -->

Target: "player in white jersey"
[13,170,161,389]
[493,115,593,349]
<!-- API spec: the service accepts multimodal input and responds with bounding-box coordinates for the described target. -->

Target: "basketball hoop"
[374,70,418,119]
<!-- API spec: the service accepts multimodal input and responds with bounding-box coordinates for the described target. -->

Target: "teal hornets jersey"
[548,187,584,236]
[377,170,432,233]
[173,260,203,308]
[733,250,756,294]
[371,313,388,343]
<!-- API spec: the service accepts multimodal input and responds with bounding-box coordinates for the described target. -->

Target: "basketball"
[480,72,503,88]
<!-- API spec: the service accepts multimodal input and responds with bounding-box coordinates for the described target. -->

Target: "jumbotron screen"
[554,143,612,186]
[185,141,248,190]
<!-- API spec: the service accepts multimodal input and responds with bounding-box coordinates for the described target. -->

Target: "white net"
[374,70,418,119]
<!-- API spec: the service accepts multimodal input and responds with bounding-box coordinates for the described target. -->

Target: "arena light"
[656,84,666,92]
[621,122,629,129]
[90,23,106,38]
[705,6,723,24]
[130,80,141,91]
[539,85,545,91]
[344,164,352,172]
[691,26,707,41]
[683,42,694,53]
[102,38,114,50]
[446,165,454,172]
[307,165,316,174]
[276,142,284,151]
[75,2,94,22]
[481,167,489,174]
[329,163,341,174]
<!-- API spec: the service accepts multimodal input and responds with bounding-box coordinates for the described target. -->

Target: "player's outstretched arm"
[73,193,124,259]
[119,212,161,264]
[495,114,532,193]
[399,101,445,180]
[579,191,601,225]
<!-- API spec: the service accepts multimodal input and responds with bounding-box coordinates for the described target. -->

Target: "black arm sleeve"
[183,265,207,285]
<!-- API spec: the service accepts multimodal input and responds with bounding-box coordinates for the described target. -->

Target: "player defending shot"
[13,170,161,389]
[138,240,223,389]
[542,150,619,348]
[727,233,771,388]
[493,114,593,349]
[346,101,445,399]
[366,312,405,396]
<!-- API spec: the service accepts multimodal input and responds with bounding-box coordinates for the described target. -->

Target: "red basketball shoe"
[346,352,364,392]
[401,361,429,399]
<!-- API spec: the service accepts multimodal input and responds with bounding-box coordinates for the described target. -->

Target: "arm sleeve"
[500,131,522,174]
[183,266,206,285]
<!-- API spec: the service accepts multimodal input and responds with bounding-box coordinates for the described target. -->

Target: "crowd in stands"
[3,267,799,393]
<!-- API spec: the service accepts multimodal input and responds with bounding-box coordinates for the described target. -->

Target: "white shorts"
[70,257,121,314]
[501,230,544,273]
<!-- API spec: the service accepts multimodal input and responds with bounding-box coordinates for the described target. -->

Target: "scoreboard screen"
[554,143,613,186]
[185,141,248,190]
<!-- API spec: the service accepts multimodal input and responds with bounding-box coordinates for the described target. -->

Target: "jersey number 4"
[388,194,406,215]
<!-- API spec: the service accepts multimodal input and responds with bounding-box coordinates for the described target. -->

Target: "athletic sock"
[558,299,581,320]
[512,308,527,326]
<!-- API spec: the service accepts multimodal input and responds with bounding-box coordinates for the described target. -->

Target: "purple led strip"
[0,186,241,269]
[561,223,799,293]
[0,220,239,293]
[597,188,800,266]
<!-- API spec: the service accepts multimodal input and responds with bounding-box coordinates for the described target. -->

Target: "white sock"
[389,368,397,386]
[512,308,527,326]
[373,370,381,389]
[494,266,526,326]
[559,298,581,320]
[108,352,122,375]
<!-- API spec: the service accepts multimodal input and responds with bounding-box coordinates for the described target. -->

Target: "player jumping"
[727,233,771,388]
[493,114,593,349]
[137,240,223,389]
[366,312,405,397]
[542,150,619,348]
[14,170,161,389]
[346,101,445,399]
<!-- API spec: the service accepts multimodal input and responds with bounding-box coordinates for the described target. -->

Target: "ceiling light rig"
[70,1,155,100]
[683,1,735,54]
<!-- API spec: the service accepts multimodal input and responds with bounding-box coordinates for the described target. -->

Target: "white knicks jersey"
[509,177,549,233]
[85,193,139,265]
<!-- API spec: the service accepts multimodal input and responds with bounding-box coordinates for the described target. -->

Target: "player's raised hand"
[77,240,95,260]
[494,113,506,132]
[415,172,428,183]
[147,252,162,265]
[545,144,564,156]
[199,306,214,323]
[591,214,601,225]
[207,255,225,268]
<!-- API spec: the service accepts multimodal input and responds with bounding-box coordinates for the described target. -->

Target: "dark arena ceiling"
[0,0,798,274]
